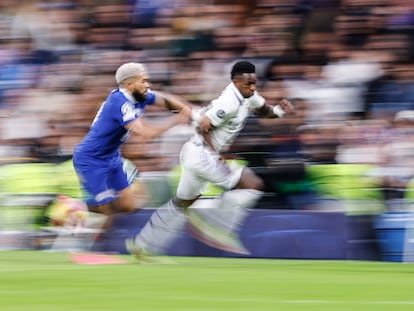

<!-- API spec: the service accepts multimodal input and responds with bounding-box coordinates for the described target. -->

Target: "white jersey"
[193,82,265,153]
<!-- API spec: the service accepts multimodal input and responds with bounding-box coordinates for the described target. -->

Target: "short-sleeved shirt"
[72,88,156,205]
[195,82,265,153]
[74,88,156,162]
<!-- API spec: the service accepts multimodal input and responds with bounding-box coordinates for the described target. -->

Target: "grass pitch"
[1,251,414,311]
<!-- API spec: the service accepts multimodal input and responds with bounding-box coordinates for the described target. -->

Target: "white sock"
[191,189,263,234]
[133,200,186,254]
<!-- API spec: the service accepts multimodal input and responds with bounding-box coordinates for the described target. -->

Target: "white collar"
[229,82,244,105]
[119,87,136,104]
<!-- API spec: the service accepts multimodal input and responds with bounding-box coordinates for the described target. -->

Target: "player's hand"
[278,98,294,114]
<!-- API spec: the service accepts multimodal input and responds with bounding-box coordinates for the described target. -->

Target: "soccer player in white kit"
[126,61,294,259]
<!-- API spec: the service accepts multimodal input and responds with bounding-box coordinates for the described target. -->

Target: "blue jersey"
[74,88,156,162]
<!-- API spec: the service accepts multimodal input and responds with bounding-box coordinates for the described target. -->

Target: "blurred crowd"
[1,0,414,211]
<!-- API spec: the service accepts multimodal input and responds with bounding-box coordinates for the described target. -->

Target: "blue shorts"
[73,155,135,207]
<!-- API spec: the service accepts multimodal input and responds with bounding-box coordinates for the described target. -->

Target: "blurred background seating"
[1,0,414,215]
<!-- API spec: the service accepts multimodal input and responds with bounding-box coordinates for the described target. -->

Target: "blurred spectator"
[284,46,383,123]
[364,111,414,210]
[10,0,79,64]
[86,3,133,50]
[364,59,414,120]
[0,37,40,110]
[383,0,414,61]
[297,122,340,164]
[131,0,184,28]
[336,119,390,165]
[2,0,414,215]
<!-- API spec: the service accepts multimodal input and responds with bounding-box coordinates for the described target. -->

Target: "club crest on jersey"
[216,109,225,118]
[121,102,142,122]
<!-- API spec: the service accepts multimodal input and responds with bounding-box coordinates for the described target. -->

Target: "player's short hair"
[231,61,256,79]
[115,62,147,85]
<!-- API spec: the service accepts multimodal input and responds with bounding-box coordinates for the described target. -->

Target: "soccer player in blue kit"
[52,62,192,235]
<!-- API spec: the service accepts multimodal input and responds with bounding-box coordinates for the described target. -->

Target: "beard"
[132,89,146,102]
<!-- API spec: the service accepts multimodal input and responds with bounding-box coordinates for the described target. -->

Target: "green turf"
[1,251,414,311]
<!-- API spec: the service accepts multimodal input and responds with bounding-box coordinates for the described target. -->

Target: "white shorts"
[176,140,244,200]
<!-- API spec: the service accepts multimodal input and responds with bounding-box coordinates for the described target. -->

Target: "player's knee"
[238,171,264,191]
[116,198,143,213]
[114,187,142,213]
[173,196,198,210]
[251,176,265,191]
[89,203,113,215]
[119,204,138,213]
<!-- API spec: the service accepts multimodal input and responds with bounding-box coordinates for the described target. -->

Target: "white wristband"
[273,105,285,118]
[191,107,202,123]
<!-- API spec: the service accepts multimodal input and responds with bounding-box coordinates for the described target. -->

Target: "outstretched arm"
[153,90,193,118]
[125,110,190,142]
[125,91,194,142]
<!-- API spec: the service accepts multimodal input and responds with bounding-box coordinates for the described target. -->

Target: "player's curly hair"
[231,61,256,79]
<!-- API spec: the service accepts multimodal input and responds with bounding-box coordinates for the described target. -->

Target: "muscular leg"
[88,185,142,234]
[128,159,205,255]
[236,166,265,191]
[127,144,263,256]
[130,200,188,254]
[186,167,264,254]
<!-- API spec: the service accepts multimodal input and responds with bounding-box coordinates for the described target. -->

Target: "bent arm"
[197,115,216,151]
